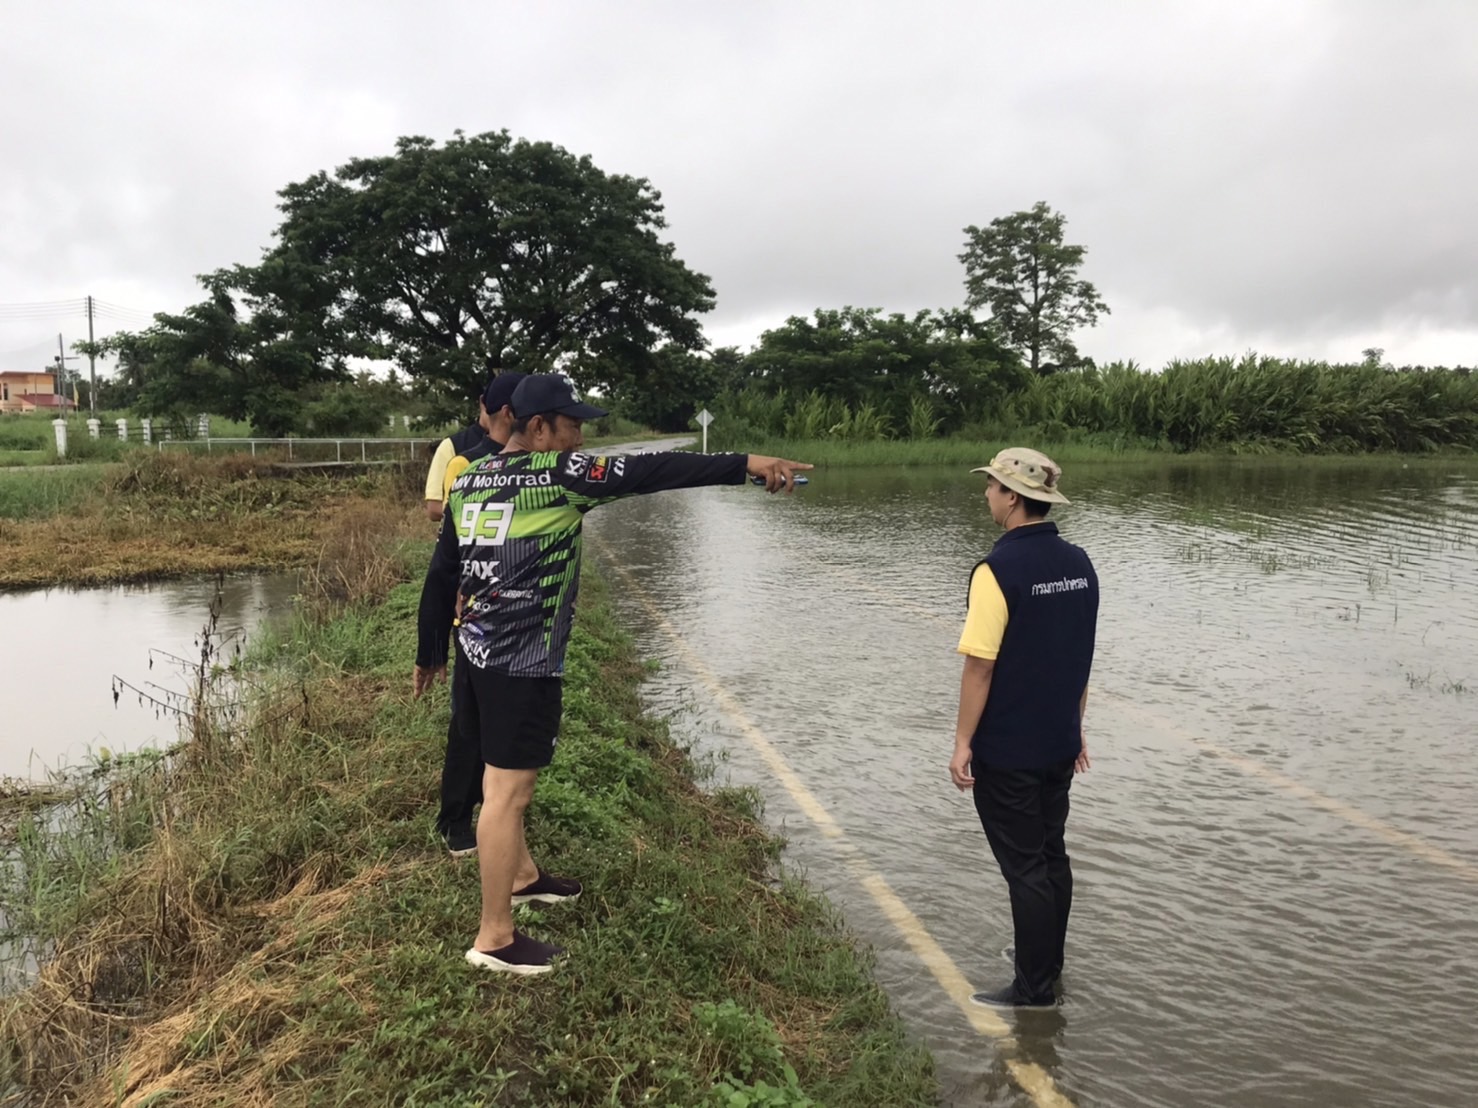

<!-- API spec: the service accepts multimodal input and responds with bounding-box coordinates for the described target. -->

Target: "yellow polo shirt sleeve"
[424,438,455,501]
[442,452,472,501]
[957,564,1008,660]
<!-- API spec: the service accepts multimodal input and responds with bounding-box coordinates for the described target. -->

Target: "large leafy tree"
[959,201,1109,374]
[96,260,350,435]
[607,345,748,432]
[744,307,1025,432]
[263,130,715,418]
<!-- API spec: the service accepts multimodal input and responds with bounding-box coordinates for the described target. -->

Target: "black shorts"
[453,657,563,771]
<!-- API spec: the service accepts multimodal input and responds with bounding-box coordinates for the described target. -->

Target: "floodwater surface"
[584,458,1478,1108]
[0,574,298,780]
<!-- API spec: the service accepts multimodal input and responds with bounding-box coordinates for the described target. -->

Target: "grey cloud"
[3,0,1475,369]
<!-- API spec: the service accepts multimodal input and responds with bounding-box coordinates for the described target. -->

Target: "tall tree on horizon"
[262,130,715,419]
[959,201,1109,374]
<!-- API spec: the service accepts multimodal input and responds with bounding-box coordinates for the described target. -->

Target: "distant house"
[18,392,76,413]
[0,371,73,414]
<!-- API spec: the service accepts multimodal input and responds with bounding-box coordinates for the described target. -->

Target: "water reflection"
[0,574,298,780]
[585,459,1478,1108]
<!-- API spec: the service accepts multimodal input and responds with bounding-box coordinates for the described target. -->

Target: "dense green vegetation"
[707,355,1478,455]
[1,562,935,1106]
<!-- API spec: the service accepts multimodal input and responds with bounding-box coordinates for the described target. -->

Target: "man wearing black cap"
[430,371,526,855]
[421,374,525,522]
[414,373,810,975]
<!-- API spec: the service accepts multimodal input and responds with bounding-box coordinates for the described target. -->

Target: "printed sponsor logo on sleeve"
[587,455,610,483]
[612,457,626,477]
[563,452,590,478]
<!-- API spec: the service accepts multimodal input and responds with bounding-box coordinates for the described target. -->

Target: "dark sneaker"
[970,983,1057,1011]
[512,868,582,905]
[442,823,477,857]
[465,931,565,975]
[1001,946,1062,980]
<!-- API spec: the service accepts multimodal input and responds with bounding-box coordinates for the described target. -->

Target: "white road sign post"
[696,407,714,453]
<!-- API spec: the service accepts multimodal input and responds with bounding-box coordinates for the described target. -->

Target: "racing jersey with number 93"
[415,448,748,677]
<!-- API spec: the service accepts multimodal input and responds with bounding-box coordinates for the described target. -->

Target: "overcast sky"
[3,0,1476,378]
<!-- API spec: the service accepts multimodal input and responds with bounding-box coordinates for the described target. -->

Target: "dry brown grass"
[298,498,426,621]
[0,665,394,1104]
[0,453,430,590]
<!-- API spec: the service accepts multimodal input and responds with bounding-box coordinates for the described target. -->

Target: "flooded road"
[0,574,298,780]
[584,458,1478,1108]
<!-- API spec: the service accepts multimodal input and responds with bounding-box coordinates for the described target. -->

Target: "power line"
[0,297,87,309]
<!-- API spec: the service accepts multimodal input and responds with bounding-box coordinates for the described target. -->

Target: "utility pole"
[54,334,79,406]
[86,294,97,413]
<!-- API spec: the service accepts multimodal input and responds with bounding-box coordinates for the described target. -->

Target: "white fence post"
[117,418,129,441]
[140,418,152,444]
[52,418,68,458]
[86,418,101,440]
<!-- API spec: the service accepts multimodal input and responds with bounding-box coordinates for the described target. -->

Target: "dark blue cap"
[510,374,608,420]
[482,371,527,413]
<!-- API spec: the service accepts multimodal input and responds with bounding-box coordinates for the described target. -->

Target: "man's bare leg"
[473,765,540,951]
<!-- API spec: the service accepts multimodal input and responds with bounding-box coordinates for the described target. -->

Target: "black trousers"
[436,645,484,834]
[972,758,1076,1003]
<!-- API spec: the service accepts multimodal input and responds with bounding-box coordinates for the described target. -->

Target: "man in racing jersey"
[413,373,810,975]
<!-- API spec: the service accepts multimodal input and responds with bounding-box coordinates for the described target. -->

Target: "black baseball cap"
[510,374,608,420]
[482,371,527,413]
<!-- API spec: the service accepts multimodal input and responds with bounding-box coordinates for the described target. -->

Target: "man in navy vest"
[949,447,1098,1010]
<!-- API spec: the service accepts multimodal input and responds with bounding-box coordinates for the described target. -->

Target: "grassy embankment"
[0,452,431,590]
[0,426,725,590]
[0,525,936,1105]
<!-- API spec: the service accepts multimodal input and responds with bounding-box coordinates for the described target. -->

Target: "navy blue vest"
[969,521,1099,770]
[449,421,486,455]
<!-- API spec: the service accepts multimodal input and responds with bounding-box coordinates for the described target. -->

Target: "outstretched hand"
[747,455,813,493]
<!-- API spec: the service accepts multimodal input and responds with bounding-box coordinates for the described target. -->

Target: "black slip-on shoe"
[970,983,1057,1011]
[512,868,582,905]
[465,931,565,975]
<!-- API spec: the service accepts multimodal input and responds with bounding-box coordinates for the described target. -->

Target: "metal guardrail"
[156,437,439,462]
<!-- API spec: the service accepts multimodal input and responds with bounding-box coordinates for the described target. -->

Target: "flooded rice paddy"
[0,573,297,781]
[585,458,1478,1108]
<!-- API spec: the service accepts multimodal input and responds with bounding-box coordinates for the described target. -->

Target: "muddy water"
[0,574,298,780]
[583,459,1478,1108]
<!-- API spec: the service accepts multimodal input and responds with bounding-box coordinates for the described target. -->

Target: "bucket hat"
[971,447,1070,504]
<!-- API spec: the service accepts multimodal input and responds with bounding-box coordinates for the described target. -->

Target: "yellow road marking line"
[590,540,1071,1108]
